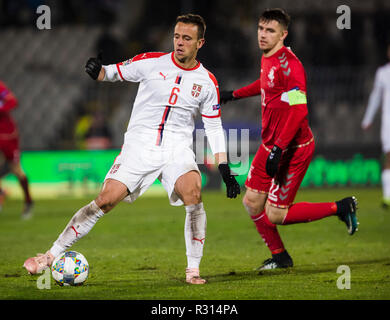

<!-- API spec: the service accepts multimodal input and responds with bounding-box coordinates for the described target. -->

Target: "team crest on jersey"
[267,66,277,88]
[191,83,202,97]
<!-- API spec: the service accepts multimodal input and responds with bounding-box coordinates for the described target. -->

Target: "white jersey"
[103,52,225,153]
[362,63,390,152]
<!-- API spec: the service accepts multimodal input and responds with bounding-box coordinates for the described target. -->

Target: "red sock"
[18,176,32,204]
[282,202,337,225]
[251,210,285,255]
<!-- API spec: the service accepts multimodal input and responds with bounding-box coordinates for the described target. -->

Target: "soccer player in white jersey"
[362,42,390,209]
[23,14,240,284]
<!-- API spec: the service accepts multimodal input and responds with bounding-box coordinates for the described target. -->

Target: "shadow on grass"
[205,257,390,283]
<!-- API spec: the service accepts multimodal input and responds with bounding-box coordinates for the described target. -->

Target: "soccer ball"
[51,251,89,286]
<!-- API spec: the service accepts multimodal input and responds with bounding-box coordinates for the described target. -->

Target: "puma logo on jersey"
[159,72,167,80]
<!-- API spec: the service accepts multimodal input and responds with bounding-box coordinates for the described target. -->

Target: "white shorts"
[104,141,200,206]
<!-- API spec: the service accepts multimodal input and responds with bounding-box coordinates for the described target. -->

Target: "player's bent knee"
[242,197,261,216]
[265,206,286,225]
[95,194,116,213]
[181,187,202,206]
[267,213,281,225]
[175,171,202,205]
[95,179,129,213]
[242,197,254,215]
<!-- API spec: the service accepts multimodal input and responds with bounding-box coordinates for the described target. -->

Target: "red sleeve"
[274,60,308,149]
[0,82,18,113]
[233,79,261,98]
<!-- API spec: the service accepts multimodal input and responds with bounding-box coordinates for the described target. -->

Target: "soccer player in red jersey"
[220,9,359,269]
[0,80,33,219]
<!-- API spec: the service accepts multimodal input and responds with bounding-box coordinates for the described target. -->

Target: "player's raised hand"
[220,90,237,104]
[266,145,282,177]
[85,52,103,80]
[218,163,241,199]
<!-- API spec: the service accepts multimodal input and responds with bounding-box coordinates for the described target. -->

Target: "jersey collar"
[263,46,286,60]
[171,52,200,71]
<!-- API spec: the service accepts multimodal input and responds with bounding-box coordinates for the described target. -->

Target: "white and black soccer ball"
[51,251,89,286]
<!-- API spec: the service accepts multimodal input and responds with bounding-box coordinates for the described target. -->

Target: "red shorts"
[245,139,315,208]
[0,137,20,163]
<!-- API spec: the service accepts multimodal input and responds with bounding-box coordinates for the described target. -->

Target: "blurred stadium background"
[1,0,389,198]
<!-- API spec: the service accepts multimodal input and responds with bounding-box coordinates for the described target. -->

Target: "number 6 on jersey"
[169,87,180,105]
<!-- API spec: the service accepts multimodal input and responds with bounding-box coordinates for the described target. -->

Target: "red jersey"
[233,46,313,150]
[0,81,18,138]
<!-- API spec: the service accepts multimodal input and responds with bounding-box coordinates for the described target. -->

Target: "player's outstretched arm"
[85,52,105,81]
[220,79,261,105]
[220,91,237,104]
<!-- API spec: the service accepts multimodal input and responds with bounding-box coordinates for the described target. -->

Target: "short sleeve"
[280,58,308,106]
[285,59,306,91]
[105,52,167,83]
[115,56,148,82]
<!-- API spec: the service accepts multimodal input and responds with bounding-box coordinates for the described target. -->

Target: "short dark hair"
[259,8,290,30]
[176,13,206,39]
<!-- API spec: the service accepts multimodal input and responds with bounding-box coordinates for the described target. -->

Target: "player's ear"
[197,38,205,50]
[281,29,288,42]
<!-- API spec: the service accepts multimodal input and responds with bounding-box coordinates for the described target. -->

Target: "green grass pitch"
[0,188,389,300]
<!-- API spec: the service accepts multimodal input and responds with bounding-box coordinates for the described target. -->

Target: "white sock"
[184,203,207,269]
[382,169,390,201]
[49,201,104,258]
